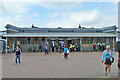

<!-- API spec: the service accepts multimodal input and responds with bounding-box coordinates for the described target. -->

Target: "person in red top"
[93,44,96,51]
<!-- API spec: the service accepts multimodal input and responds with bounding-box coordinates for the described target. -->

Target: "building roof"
[3,24,118,38]
[5,24,117,33]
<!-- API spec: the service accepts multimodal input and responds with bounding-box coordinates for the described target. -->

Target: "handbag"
[111,57,114,63]
[118,59,120,68]
[67,50,69,54]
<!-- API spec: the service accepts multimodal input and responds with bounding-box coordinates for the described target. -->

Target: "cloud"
[1,0,120,2]
[33,13,39,17]
[45,9,117,28]
[33,2,82,10]
[1,2,29,16]
[0,1,118,31]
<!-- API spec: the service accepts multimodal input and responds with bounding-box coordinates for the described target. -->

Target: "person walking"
[102,45,113,76]
[93,44,96,51]
[63,45,69,59]
[118,48,120,79]
[72,44,75,52]
[69,44,72,52]
[76,44,79,52]
[58,46,61,53]
[62,44,64,52]
[99,43,102,51]
[103,43,106,51]
[15,45,21,64]
[44,45,48,55]
[118,48,120,68]
[118,48,120,60]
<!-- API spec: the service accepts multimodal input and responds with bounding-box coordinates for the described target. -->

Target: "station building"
[117,31,120,50]
[2,24,118,53]
[0,31,6,53]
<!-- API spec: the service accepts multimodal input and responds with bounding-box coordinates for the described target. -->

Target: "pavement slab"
[2,52,118,78]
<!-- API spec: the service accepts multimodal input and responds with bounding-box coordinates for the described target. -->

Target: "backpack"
[109,50,114,63]
[67,50,69,54]
[118,59,120,68]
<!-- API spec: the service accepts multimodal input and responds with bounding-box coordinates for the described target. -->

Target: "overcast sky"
[0,0,119,31]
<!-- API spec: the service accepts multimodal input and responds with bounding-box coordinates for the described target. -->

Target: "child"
[44,45,48,55]
[64,45,69,59]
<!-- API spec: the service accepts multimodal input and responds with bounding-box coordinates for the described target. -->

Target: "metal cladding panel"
[5,24,20,30]
[18,28,103,33]
[5,24,117,33]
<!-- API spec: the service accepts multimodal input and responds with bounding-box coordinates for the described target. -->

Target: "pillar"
[113,37,115,51]
[13,38,15,52]
[5,38,7,54]
[106,37,109,45]
[80,37,82,52]
[45,38,47,45]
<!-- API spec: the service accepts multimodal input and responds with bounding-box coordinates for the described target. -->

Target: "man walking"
[15,45,21,64]
[69,44,72,52]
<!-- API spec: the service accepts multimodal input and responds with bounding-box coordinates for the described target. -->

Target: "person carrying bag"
[102,45,114,76]
[118,48,120,69]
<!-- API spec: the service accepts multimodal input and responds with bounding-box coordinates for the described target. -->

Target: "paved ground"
[2,52,118,78]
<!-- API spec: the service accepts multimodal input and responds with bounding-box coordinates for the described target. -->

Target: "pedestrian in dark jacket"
[15,45,21,64]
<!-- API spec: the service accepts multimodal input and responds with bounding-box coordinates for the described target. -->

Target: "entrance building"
[3,24,118,53]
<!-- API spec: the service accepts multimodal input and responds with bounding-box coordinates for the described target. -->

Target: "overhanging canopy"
[3,33,118,38]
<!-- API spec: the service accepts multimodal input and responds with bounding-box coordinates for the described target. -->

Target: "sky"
[0,0,119,31]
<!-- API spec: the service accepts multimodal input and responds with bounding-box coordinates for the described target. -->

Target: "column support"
[80,37,82,52]
[5,38,7,54]
[113,37,115,51]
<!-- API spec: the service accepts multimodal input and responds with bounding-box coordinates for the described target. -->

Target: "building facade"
[2,24,118,53]
[0,31,6,53]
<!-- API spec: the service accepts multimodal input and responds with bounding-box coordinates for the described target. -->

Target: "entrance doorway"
[59,40,64,46]
[50,40,55,52]
[68,40,72,47]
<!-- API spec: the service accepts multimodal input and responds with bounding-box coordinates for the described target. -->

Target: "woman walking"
[63,45,69,59]
[102,45,113,76]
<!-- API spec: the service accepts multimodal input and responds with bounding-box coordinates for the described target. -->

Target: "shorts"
[105,58,111,65]
[64,53,68,59]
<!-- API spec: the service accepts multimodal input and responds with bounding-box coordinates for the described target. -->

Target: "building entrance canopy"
[3,33,117,38]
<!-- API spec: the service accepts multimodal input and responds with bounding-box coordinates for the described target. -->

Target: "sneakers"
[105,72,107,75]
[15,63,21,64]
[105,72,110,76]
[108,74,110,76]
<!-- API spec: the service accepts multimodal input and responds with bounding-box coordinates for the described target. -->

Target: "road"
[2,52,118,78]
